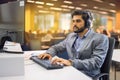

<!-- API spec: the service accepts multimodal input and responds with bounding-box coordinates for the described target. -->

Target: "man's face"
[72,15,85,33]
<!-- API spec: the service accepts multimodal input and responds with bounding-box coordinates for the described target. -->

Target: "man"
[38,10,109,77]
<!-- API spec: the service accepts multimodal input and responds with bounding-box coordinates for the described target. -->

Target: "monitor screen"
[0,1,24,24]
[0,1,25,44]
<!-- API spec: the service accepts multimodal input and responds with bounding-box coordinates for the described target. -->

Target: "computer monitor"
[0,1,25,45]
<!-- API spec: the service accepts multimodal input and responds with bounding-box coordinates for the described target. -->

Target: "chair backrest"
[101,37,115,80]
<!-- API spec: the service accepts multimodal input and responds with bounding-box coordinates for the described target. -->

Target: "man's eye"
[72,19,81,23]
[76,19,81,22]
[72,20,75,22]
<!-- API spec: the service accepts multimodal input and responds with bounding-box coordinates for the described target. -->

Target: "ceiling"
[26,0,120,15]
[0,0,120,15]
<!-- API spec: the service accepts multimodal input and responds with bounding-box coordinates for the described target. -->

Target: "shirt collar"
[84,29,91,38]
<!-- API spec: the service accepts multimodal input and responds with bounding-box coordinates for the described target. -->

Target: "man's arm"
[46,37,68,57]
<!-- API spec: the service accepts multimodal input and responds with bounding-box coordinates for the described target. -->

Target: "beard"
[73,25,86,33]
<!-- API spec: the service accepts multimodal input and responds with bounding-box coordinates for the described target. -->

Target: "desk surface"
[0,50,92,80]
[112,49,120,62]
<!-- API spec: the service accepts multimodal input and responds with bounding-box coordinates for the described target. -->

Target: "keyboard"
[30,56,64,70]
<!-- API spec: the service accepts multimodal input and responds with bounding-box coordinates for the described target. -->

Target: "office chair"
[0,36,12,49]
[93,37,115,80]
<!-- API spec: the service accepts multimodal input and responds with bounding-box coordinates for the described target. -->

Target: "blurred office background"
[0,0,120,80]
[24,0,120,50]
[0,0,120,50]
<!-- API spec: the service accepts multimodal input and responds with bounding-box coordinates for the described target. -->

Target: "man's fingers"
[42,55,47,59]
[38,54,46,59]
[52,58,62,64]
[38,53,52,60]
[49,57,52,60]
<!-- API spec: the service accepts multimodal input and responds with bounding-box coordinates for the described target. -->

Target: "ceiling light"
[62,9,70,12]
[61,5,68,8]
[52,0,58,1]
[109,3,116,7]
[38,10,49,13]
[109,10,116,13]
[35,1,44,5]
[64,0,72,4]
[99,11,108,14]
[93,6,98,9]
[27,0,34,3]
[50,7,62,11]
[81,4,87,7]
[68,6,74,9]
[93,0,103,3]
[37,6,43,8]
[46,3,54,6]
[76,7,82,10]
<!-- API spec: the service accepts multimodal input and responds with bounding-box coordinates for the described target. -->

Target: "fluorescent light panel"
[38,10,49,13]
[61,5,68,8]
[50,7,62,11]
[93,6,98,9]
[99,11,108,14]
[27,0,34,3]
[46,3,54,6]
[62,9,70,11]
[93,0,103,3]
[52,0,58,1]
[76,7,82,10]
[109,10,116,13]
[35,1,44,4]
[68,6,74,9]
[37,6,43,8]
[64,0,72,4]
[109,3,116,7]
[81,4,87,7]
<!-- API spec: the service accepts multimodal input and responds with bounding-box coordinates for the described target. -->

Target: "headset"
[71,10,93,28]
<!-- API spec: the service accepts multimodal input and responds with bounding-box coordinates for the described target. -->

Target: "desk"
[112,49,120,80]
[0,50,92,80]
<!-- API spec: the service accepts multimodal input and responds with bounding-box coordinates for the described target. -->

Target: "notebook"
[3,41,23,53]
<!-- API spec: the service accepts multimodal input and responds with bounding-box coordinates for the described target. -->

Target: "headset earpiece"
[84,11,93,28]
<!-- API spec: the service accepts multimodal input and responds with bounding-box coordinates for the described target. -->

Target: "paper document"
[3,41,23,53]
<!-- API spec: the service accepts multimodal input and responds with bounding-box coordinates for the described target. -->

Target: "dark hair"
[0,36,12,49]
[103,29,108,35]
[71,10,93,28]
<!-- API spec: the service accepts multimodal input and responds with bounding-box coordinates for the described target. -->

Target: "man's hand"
[52,58,72,66]
[38,53,52,60]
